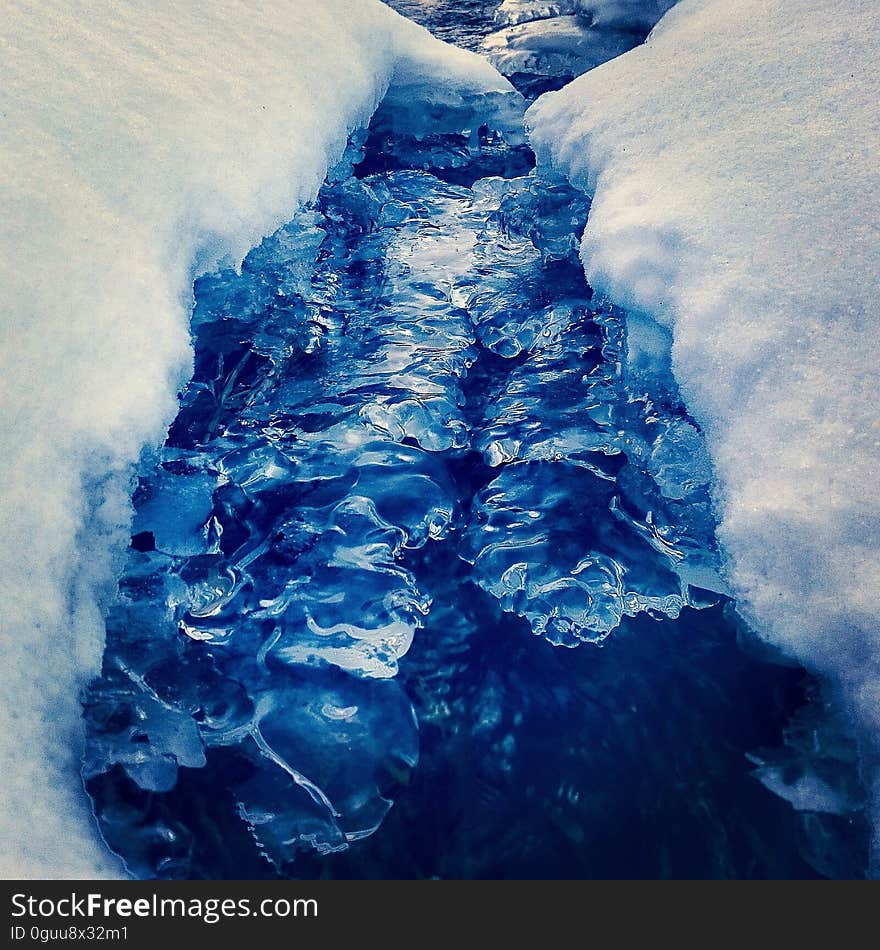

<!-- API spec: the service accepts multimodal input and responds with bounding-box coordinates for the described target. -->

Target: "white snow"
[0,0,510,879]
[527,0,880,861]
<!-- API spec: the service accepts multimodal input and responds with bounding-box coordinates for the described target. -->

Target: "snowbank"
[527,0,880,861]
[0,0,511,878]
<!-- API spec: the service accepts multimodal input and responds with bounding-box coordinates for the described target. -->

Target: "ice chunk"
[483,17,637,84]
[495,1,579,26]
[484,0,676,98]
[460,461,690,644]
[451,169,723,639]
[495,0,675,31]
[746,692,869,879]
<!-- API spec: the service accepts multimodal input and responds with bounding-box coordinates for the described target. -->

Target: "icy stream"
[82,1,867,879]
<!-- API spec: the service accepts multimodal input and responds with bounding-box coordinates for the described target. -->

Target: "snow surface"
[527,0,880,856]
[0,0,510,879]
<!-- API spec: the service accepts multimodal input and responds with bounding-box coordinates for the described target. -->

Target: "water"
[388,1,500,51]
[82,3,866,879]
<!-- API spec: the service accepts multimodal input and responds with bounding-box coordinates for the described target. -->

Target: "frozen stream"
[82,1,865,879]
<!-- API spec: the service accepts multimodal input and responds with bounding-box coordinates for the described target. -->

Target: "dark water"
[387,0,501,51]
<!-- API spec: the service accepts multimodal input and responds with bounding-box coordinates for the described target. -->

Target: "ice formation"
[495,2,579,27]
[0,0,511,879]
[485,0,675,95]
[483,17,635,84]
[527,0,880,858]
[83,78,736,873]
[495,0,676,30]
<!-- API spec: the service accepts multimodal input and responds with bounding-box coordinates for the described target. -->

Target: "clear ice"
[82,73,731,877]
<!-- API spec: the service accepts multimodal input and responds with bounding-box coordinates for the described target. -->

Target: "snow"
[527,0,880,859]
[0,0,510,879]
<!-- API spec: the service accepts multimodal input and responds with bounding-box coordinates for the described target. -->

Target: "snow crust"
[0,0,509,878]
[527,0,880,857]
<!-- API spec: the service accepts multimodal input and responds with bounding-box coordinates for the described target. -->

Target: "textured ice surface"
[484,0,674,96]
[84,126,515,877]
[484,17,637,85]
[527,0,880,863]
[388,0,501,51]
[496,2,579,27]
[0,0,510,879]
[83,59,735,876]
[453,178,722,644]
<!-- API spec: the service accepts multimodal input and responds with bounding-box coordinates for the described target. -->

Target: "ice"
[454,177,721,644]
[0,0,511,878]
[461,462,688,644]
[83,51,735,873]
[746,695,867,879]
[496,1,579,27]
[573,0,677,30]
[496,0,675,29]
[484,17,637,83]
[527,0,880,863]
[484,1,675,96]
[84,138,503,876]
